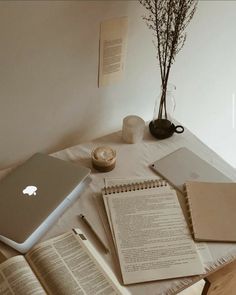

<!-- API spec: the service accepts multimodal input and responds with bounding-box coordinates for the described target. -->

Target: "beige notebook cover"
[185,181,236,242]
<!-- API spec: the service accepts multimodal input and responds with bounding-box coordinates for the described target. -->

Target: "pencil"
[79,214,109,254]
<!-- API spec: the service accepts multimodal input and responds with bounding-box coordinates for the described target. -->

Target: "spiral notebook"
[102,179,205,285]
[185,181,236,242]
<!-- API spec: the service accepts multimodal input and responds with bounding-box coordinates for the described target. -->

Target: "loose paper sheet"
[98,17,128,87]
[195,242,214,266]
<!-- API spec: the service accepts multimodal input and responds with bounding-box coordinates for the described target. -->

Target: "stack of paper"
[102,178,205,285]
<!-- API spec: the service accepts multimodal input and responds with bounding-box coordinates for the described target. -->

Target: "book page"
[26,232,120,295]
[0,255,46,294]
[107,187,205,285]
[73,229,130,295]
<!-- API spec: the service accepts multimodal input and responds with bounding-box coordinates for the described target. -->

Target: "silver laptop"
[151,147,232,193]
[0,153,90,253]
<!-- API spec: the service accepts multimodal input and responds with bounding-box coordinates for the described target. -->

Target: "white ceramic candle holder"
[122,115,145,144]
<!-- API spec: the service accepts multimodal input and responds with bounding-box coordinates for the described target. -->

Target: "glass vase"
[149,84,184,139]
[153,83,176,123]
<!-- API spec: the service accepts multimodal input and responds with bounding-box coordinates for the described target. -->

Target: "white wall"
[172,1,236,168]
[0,1,158,168]
[0,1,235,169]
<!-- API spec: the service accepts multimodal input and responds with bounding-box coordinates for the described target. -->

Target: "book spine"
[103,179,167,195]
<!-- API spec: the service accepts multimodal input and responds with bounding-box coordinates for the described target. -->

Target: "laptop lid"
[0,153,90,243]
[151,147,232,193]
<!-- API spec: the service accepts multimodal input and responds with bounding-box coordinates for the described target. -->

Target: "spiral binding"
[103,179,167,195]
[183,183,195,236]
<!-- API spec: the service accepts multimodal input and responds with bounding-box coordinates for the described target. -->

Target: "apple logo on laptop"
[23,186,37,196]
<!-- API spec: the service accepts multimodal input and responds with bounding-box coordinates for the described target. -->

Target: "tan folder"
[185,181,236,242]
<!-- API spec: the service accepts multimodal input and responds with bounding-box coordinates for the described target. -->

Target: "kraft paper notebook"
[185,181,236,242]
[102,179,205,285]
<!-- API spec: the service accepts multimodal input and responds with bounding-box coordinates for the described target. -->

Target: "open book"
[0,229,130,295]
[102,179,205,285]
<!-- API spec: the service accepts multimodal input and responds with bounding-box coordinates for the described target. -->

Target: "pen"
[79,214,109,254]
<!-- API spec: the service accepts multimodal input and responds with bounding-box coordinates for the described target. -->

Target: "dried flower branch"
[139,0,198,120]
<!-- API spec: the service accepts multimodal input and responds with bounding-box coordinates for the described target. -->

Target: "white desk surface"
[0,126,236,295]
